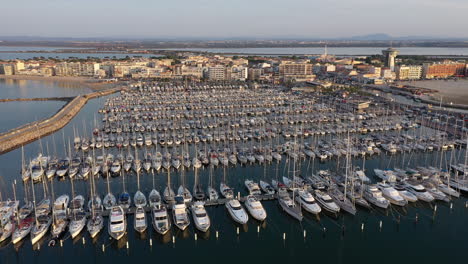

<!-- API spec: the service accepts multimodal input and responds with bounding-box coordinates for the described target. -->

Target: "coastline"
[0,75,114,90]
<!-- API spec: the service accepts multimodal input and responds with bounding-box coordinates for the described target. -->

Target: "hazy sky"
[1,0,467,38]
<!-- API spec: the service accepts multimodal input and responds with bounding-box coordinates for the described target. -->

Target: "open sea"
[0,80,467,263]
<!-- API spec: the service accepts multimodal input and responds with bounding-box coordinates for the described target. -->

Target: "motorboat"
[404,182,434,202]
[314,190,340,214]
[172,196,190,230]
[134,206,147,233]
[296,189,321,214]
[377,182,407,206]
[244,195,267,221]
[108,206,126,240]
[191,201,211,232]
[225,199,249,224]
[393,183,418,202]
[152,203,170,235]
[363,184,390,209]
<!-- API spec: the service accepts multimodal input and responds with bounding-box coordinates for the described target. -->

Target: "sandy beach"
[399,79,468,105]
[0,75,116,91]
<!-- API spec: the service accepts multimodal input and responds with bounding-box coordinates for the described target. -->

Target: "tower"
[382,48,399,71]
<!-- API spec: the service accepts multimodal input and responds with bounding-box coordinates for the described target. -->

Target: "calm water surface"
[0,84,467,263]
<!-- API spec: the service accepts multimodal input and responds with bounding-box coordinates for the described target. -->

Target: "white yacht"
[404,183,434,202]
[244,195,267,221]
[296,189,321,214]
[377,182,408,206]
[244,180,262,195]
[314,190,340,214]
[172,196,190,230]
[393,183,418,202]
[108,206,126,240]
[363,185,390,209]
[226,199,249,224]
[134,206,147,233]
[191,201,211,232]
[152,203,170,235]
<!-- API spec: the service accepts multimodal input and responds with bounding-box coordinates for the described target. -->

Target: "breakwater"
[0,88,122,154]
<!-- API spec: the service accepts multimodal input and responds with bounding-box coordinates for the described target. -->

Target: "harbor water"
[0,81,467,263]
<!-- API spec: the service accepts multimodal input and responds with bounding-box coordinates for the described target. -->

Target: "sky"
[1,0,468,39]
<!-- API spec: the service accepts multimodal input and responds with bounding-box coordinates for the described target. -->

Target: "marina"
[0,82,467,262]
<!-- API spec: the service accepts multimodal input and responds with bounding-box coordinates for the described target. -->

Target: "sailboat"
[278,141,303,221]
[134,171,147,207]
[148,170,161,207]
[30,170,51,245]
[207,165,219,200]
[87,159,104,238]
[163,167,175,204]
[177,166,192,203]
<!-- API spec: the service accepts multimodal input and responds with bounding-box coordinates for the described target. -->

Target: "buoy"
[434,205,438,212]
[323,227,326,233]
[361,223,365,231]
[82,237,85,245]
[60,240,63,247]
[149,238,152,246]
[283,233,286,240]
[257,226,260,233]
[237,227,239,235]
[450,203,453,210]
[415,213,419,222]
[303,230,306,238]
[126,241,129,249]
[172,236,175,244]
[216,231,219,239]
[102,244,105,252]
[195,233,197,241]
[379,220,383,230]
